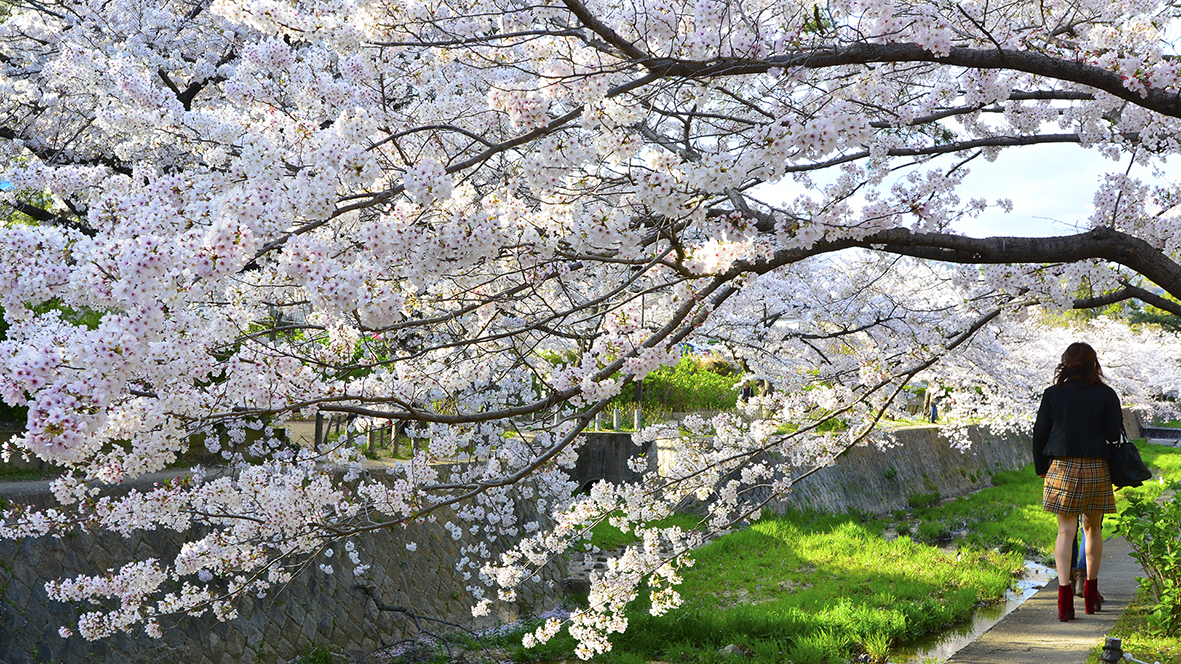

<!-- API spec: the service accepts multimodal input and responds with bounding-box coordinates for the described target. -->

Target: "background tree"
[1,0,1181,652]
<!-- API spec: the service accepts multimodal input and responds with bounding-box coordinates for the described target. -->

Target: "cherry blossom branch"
[737,227,1181,306]
[1073,283,1181,316]
[640,44,1181,118]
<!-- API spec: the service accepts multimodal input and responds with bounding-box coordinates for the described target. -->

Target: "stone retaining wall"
[0,472,564,664]
[763,425,1031,515]
[652,424,1034,518]
[660,410,1138,517]
[572,432,654,491]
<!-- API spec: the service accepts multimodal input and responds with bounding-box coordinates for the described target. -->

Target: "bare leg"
[1081,511,1104,580]
[1055,513,1080,586]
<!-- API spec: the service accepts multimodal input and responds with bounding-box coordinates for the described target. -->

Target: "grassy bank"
[601,512,1019,664]
[494,508,1023,664]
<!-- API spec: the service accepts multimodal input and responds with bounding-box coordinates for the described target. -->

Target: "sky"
[760,137,1173,240]
[949,142,1161,239]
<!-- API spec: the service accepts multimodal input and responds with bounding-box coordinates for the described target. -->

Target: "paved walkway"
[948,437,1178,664]
[946,536,1140,664]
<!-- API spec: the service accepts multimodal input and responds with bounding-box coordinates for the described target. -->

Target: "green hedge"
[613,355,739,412]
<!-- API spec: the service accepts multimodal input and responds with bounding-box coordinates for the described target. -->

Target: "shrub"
[906,492,940,509]
[612,354,739,413]
[1111,483,1181,636]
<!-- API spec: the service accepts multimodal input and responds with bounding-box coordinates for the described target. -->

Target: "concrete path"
[946,535,1141,664]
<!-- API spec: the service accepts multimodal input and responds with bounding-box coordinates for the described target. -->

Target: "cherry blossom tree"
[2,0,1181,653]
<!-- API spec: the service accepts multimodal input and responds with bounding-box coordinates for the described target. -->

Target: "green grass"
[906,491,941,509]
[593,403,677,431]
[290,645,335,664]
[888,465,1055,560]
[670,511,1019,631]
[512,511,1022,664]
[0,465,59,482]
[360,435,423,460]
[603,441,1181,663]
[772,417,851,435]
[883,416,937,427]
[1127,439,1181,499]
[610,355,739,413]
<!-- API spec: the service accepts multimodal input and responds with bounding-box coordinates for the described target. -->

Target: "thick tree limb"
[0,126,131,175]
[3,201,96,236]
[560,0,649,60]
[861,228,1181,300]
[624,44,1181,119]
[1073,283,1181,317]
[737,227,1181,306]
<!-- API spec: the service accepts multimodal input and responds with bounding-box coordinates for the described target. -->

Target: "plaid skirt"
[1043,457,1116,515]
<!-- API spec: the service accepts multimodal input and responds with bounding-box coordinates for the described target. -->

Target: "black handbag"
[1108,427,1152,488]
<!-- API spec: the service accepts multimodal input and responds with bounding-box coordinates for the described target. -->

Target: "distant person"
[1070,529,1088,597]
[739,378,772,403]
[740,382,755,403]
[1032,342,1122,622]
[924,383,940,423]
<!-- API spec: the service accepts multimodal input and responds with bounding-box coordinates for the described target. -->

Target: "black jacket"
[1032,381,1122,476]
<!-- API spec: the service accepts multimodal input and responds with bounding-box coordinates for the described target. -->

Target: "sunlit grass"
[890,464,1057,561]
[446,441,1181,664]
[1122,440,1181,503]
[881,416,937,427]
[572,511,1023,664]
[586,512,702,551]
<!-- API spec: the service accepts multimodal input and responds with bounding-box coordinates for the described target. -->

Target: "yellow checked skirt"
[1043,457,1116,515]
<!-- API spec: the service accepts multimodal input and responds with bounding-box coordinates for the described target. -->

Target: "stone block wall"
[657,424,1034,518]
[764,425,1031,515]
[0,474,564,664]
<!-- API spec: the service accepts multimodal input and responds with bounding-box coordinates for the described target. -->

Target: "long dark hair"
[1054,342,1105,386]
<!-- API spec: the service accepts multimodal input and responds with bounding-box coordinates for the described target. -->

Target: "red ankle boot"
[1058,583,1075,621]
[1084,579,1102,614]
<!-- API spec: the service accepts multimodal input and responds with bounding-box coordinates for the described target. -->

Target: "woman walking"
[1032,342,1122,622]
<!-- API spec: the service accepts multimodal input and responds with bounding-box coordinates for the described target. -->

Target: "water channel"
[889,558,1056,663]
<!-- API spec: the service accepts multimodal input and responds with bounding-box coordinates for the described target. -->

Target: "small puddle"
[887,559,1055,664]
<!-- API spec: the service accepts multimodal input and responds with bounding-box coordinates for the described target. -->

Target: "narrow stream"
[888,559,1056,663]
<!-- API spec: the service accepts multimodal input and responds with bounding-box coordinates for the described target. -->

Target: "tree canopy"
[2,0,1181,651]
